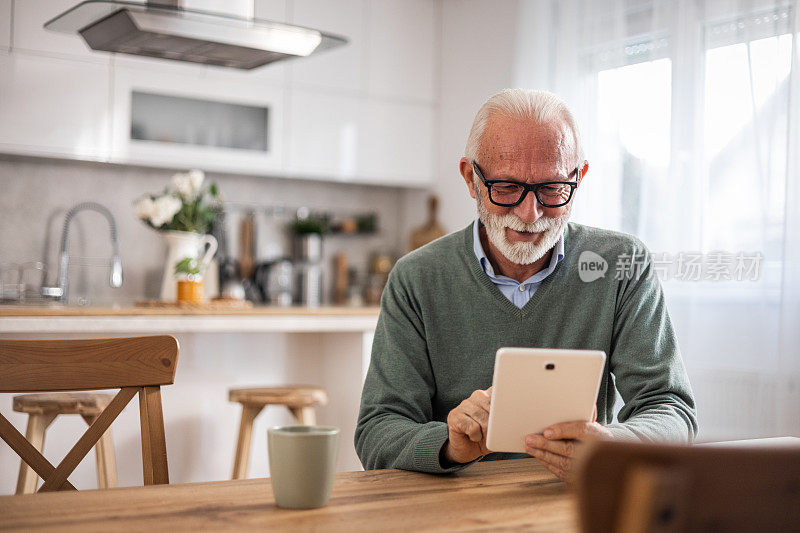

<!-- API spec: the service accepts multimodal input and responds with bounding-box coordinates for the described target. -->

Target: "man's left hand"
[524,414,612,481]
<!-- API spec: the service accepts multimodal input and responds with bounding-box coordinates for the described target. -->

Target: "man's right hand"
[442,387,492,464]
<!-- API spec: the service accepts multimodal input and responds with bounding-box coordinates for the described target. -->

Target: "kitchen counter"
[0,305,380,333]
[0,305,380,316]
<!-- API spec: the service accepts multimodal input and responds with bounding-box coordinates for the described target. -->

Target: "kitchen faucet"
[41,202,123,302]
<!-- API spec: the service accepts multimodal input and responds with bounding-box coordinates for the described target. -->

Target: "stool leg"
[15,413,56,495]
[288,406,317,426]
[232,404,263,480]
[83,414,118,489]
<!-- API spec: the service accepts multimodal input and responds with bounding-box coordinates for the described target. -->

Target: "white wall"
[434,0,555,233]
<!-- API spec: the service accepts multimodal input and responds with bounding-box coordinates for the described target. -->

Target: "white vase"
[159,230,218,301]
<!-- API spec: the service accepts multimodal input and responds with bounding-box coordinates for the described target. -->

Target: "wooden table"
[0,458,578,532]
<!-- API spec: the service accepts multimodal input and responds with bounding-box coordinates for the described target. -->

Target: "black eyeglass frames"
[471,161,579,208]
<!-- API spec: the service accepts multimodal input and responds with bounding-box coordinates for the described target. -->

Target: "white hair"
[464,89,584,165]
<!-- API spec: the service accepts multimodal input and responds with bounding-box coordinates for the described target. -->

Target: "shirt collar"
[472,218,565,284]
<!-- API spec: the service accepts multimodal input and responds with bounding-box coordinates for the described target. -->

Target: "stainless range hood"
[44,1,348,70]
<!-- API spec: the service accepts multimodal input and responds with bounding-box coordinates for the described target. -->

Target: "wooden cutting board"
[134,299,253,309]
[409,195,446,251]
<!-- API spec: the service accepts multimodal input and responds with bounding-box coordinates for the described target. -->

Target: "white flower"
[149,195,182,227]
[187,169,204,190]
[172,169,204,198]
[135,196,156,220]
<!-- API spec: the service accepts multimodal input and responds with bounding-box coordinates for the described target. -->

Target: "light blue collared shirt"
[472,219,565,308]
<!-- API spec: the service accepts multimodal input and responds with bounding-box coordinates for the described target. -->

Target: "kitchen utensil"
[221,278,246,301]
[255,207,290,262]
[296,263,323,307]
[238,211,256,279]
[268,260,294,306]
[333,253,348,305]
[409,195,446,251]
[294,233,322,262]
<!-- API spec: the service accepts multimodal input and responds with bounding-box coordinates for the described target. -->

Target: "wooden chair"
[13,392,118,494]
[576,440,800,533]
[229,386,327,479]
[0,335,179,492]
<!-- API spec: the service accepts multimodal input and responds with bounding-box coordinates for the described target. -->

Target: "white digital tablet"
[485,347,606,453]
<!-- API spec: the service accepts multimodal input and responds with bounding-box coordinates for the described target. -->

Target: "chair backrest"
[576,440,800,533]
[0,335,179,492]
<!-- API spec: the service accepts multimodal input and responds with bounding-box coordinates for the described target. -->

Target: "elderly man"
[355,89,697,479]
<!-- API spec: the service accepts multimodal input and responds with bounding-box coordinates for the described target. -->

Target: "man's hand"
[442,388,492,464]
[524,408,612,481]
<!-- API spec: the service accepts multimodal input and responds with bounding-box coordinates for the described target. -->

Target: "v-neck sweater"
[472,218,565,308]
[355,222,697,474]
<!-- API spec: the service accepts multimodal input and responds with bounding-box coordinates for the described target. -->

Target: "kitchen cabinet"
[290,0,367,93]
[366,0,437,103]
[0,0,436,187]
[110,61,285,175]
[0,0,11,51]
[357,98,434,186]
[0,52,111,160]
[12,0,107,60]
[286,89,360,180]
[283,0,435,185]
[287,89,433,186]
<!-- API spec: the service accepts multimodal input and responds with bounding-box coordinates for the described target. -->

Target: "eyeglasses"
[471,161,579,208]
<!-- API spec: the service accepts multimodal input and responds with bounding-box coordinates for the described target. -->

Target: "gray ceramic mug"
[267,425,340,509]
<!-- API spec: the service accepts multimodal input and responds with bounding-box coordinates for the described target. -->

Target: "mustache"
[491,212,568,233]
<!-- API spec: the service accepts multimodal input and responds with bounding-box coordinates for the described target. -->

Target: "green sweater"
[355,222,697,473]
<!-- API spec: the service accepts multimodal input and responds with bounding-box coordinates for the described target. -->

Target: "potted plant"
[174,256,204,303]
[134,169,220,301]
[291,212,328,262]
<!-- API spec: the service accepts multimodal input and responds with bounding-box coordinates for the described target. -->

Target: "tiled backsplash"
[0,154,428,304]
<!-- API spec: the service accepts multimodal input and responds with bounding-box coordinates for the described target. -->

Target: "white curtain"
[516,0,800,440]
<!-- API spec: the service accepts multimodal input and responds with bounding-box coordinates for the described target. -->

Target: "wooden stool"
[13,392,118,494]
[229,386,328,480]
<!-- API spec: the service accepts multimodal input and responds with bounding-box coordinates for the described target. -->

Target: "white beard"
[476,187,570,265]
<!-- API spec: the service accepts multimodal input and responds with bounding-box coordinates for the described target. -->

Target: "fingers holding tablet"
[525,434,577,458]
[443,387,493,464]
[524,420,613,481]
[541,419,612,441]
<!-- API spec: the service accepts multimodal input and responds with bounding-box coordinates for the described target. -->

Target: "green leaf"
[174,256,201,275]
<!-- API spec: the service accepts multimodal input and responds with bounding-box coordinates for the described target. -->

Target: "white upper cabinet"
[284,0,436,185]
[366,0,436,103]
[12,0,107,60]
[290,0,366,93]
[287,89,433,186]
[0,0,11,51]
[0,52,111,159]
[111,61,284,175]
[287,89,360,179]
[357,99,434,186]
